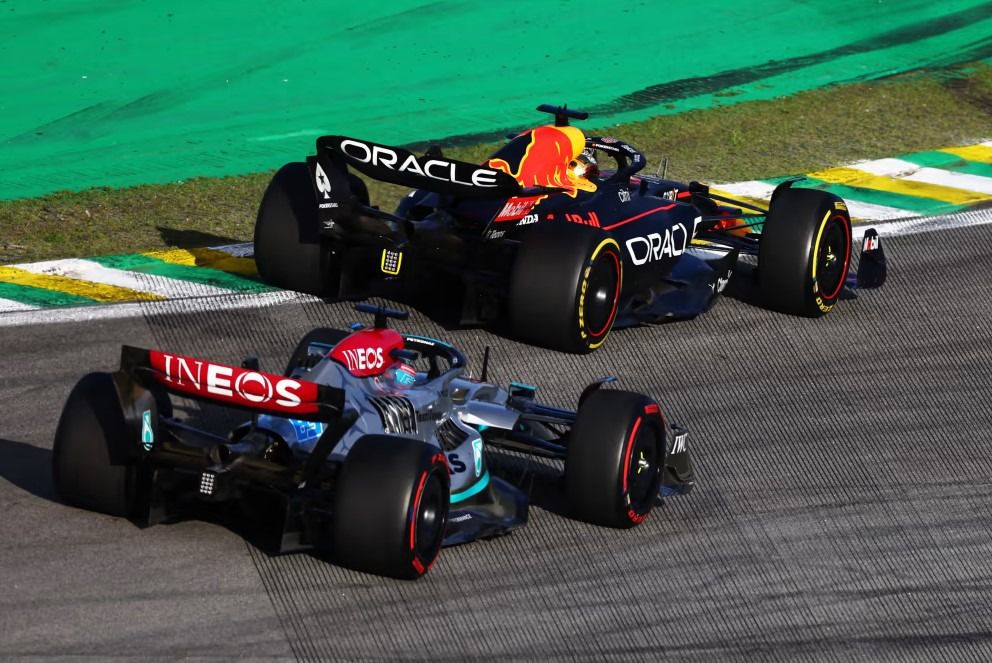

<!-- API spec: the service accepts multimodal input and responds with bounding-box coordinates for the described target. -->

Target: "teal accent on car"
[450,470,491,504]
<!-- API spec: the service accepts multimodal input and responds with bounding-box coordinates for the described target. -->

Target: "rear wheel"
[332,435,449,579]
[565,390,665,528]
[508,223,622,353]
[759,187,852,316]
[254,161,340,296]
[52,373,139,517]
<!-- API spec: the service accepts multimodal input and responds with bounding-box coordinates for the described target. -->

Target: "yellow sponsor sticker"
[380,249,402,275]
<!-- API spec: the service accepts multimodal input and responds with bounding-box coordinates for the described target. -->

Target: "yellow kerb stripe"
[939,144,992,164]
[0,266,164,302]
[709,187,770,210]
[807,166,992,206]
[145,247,259,276]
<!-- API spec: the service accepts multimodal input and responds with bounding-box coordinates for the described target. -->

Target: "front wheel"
[508,223,623,353]
[758,187,852,317]
[332,435,450,579]
[565,390,665,528]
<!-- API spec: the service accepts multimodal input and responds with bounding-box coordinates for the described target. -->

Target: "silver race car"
[52,304,694,579]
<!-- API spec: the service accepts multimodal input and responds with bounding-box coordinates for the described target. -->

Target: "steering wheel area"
[584,136,646,183]
[401,335,467,380]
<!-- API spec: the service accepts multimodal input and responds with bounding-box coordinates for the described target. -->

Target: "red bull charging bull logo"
[486,125,596,198]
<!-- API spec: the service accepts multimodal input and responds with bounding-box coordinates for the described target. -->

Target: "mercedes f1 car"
[253,105,887,353]
[52,304,694,579]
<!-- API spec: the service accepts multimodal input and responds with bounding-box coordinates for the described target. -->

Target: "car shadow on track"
[486,448,572,520]
[0,438,57,502]
[722,258,859,309]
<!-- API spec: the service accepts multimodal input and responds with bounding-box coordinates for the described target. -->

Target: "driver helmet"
[569,148,599,181]
[381,361,417,389]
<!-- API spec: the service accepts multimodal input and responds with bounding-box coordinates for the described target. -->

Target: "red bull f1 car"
[52,304,694,580]
[254,105,886,353]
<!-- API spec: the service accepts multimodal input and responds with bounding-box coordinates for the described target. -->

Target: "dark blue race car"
[254,105,886,353]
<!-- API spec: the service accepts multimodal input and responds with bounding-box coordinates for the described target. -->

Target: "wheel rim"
[413,470,446,564]
[583,248,621,338]
[626,423,660,512]
[815,215,850,301]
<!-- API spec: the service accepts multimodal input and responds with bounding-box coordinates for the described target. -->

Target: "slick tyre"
[508,223,622,354]
[333,436,449,579]
[52,372,138,517]
[759,187,852,317]
[565,390,665,528]
[284,327,350,375]
[254,161,340,296]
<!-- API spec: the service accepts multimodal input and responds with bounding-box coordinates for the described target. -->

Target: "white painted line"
[854,158,992,195]
[12,258,237,299]
[713,180,777,200]
[0,290,307,328]
[853,206,992,242]
[0,297,39,313]
[714,180,917,221]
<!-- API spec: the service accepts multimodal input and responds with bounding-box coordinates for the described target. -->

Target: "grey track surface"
[2,223,991,661]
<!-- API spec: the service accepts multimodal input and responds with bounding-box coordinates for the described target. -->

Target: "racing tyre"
[333,435,449,579]
[565,390,665,528]
[759,187,852,317]
[284,327,350,375]
[52,372,138,517]
[508,223,622,353]
[254,161,339,296]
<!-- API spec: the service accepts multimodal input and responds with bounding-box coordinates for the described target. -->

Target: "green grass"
[2,62,990,265]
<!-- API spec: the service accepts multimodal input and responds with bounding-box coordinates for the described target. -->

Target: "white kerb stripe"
[0,289,304,328]
[854,158,992,195]
[714,180,777,200]
[715,180,916,221]
[11,258,236,299]
[0,297,39,313]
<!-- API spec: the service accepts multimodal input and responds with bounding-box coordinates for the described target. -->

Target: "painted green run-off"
[0,280,97,307]
[1,1,991,200]
[899,152,992,177]
[89,254,273,293]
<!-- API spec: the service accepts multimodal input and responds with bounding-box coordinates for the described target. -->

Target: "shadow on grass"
[156,226,245,249]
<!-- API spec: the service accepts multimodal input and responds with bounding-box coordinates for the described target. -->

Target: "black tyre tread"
[332,435,449,579]
[759,187,851,317]
[254,161,336,296]
[565,389,664,528]
[508,222,620,353]
[52,372,132,517]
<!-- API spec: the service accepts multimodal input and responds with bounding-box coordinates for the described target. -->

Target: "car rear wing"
[311,135,521,213]
[117,345,345,422]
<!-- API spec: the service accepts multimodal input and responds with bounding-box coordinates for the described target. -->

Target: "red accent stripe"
[621,416,643,493]
[643,403,660,415]
[409,470,429,552]
[822,214,852,301]
[602,204,675,231]
[587,249,621,338]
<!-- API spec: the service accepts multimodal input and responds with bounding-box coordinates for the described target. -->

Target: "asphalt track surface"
[2,222,991,661]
